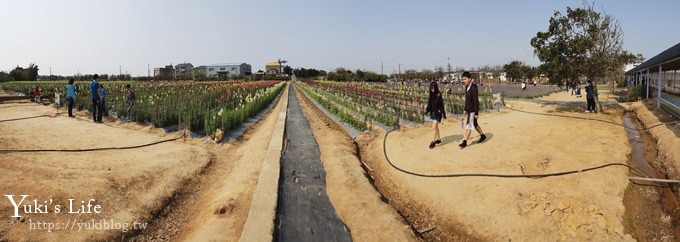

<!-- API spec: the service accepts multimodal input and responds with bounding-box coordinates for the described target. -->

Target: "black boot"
[478,134,487,143]
[458,140,467,148]
[429,141,436,149]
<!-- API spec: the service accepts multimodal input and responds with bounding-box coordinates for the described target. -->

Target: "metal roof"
[626,42,680,74]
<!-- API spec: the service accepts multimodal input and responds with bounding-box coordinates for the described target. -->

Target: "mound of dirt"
[0,102,210,241]
[357,92,635,241]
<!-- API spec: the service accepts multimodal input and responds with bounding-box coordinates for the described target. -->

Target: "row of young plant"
[296,81,369,130]
[203,82,285,139]
[0,80,284,136]
[304,81,417,125]
[300,81,495,126]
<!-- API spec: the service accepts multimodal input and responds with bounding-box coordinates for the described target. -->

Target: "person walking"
[585,80,596,113]
[125,84,136,120]
[425,81,446,149]
[66,79,76,117]
[99,84,108,117]
[90,74,102,123]
[459,71,486,149]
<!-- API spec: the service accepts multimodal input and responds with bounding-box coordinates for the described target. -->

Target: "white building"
[499,72,507,82]
[194,63,252,78]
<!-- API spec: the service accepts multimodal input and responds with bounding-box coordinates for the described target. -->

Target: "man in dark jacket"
[585,80,596,113]
[459,71,486,148]
[90,74,102,123]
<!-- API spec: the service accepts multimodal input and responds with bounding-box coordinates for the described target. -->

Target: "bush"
[625,85,645,101]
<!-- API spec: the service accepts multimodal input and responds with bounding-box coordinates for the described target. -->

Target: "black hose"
[0,133,185,153]
[506,106,637,129]
[381,103,680,178]
[0,114,59,123]
[0,104,36,109]
[382,128,646,178]
[505,106,679,131]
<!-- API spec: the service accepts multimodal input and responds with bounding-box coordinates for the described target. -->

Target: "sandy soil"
[356,91,636,241]
[0,101,211,241]
[1,84,288,241]
[293,84,418,242]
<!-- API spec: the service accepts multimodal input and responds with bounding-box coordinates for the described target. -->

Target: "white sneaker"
[585,110,591,113]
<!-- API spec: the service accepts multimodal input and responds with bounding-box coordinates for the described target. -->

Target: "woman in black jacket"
[426,81,446,149]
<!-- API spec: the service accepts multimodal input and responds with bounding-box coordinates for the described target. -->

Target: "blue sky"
[1,0,678,76]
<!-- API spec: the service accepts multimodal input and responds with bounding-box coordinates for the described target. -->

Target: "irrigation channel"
[622,113,680,241]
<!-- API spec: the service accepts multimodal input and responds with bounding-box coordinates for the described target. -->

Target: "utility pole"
[49,67,52,81]
[381,61,384,75]
[447,57,452,74]
[119,65,122,78]
[148,64,150,79]
[398,63,401,82]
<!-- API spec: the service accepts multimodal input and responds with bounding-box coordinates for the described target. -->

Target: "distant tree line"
[326,68,388,82]
[293,68,327,79]
[391,69,445,81]
[503,61,541,82]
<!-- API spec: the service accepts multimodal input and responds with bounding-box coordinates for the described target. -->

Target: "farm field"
[4,1,680,241]
[2,80,680,241]
[0,80,284,140]
[0,81,289,241]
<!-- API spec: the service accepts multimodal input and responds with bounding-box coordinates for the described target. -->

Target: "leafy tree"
[324,67,387,82]
[293,68,325,79]
[503,61,526,82]
[0,71,11,82]
[9,64,39,81]
[361,71,388,82]
[530,1,642,111]
[283,65,293,76]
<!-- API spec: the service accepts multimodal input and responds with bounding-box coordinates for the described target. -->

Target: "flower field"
[0,80,284,139]
[296,80,494,130]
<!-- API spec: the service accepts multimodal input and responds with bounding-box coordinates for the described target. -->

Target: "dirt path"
[130,84,289,241]
[294,83,418,242]
[356,91,635,241]
[0,101,211,241]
